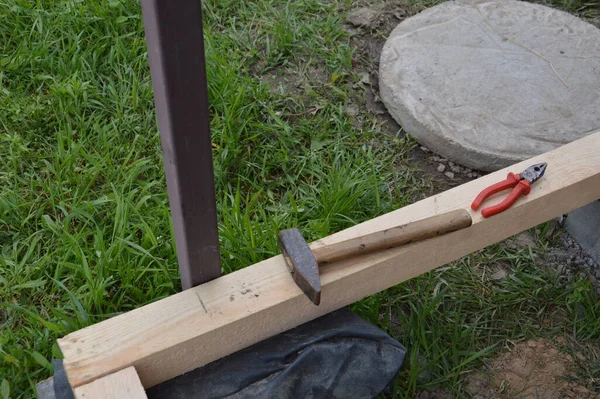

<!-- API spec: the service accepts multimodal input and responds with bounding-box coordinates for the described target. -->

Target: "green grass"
[0,0,599,398]
[534,0,600,21]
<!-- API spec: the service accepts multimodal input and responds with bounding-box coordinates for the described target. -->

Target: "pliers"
[471,162,548,218]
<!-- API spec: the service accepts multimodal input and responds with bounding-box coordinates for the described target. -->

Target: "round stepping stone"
[379,0,600,171]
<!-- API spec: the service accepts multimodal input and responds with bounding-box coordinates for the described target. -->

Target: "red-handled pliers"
[471,162,547,218]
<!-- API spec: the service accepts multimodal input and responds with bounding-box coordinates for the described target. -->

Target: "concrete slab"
[565,201,600,266]
[379,0,600,171]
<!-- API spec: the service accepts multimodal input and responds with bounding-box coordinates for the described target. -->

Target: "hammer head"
[278,228,321,305]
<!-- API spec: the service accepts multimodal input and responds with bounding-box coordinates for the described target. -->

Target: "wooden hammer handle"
[311,209,472,265]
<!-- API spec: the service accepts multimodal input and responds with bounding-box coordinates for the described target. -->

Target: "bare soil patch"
[463,339,598,399]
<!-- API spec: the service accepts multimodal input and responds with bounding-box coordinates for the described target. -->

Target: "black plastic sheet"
[148,308,406,399]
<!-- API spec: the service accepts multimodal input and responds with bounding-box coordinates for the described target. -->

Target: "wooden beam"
[58,131,600,389]
[73,367,146,399]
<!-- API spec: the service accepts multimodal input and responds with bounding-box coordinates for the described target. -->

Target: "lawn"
[1,0,599,398]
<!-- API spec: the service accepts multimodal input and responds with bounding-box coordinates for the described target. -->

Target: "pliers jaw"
[519,162,547,184]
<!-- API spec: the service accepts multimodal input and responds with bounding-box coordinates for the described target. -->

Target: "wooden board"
[74,367,146,399]
[58,131,600,389]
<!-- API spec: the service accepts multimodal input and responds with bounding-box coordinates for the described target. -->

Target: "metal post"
[141,0,221,289]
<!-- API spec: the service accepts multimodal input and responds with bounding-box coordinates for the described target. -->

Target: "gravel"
[450,165,463,173]
[587,258,595,267]
[428,151,481,179]
[550,229,600,296]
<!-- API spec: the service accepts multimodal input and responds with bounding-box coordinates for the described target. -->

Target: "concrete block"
[565,200,600,265]
[379,0,600,171]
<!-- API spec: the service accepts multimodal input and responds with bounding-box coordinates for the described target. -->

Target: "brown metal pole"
[140,0,221,289]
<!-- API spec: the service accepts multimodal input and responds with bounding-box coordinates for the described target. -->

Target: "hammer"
[278,209,472,305]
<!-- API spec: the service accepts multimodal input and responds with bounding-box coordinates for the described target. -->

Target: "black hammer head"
[278,228,321,305]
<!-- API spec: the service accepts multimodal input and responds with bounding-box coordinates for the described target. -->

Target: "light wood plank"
[59,131,600,389]
[73,367,146,399]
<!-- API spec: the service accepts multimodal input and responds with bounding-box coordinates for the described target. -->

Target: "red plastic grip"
[481,180,531,218]
[471,173,521,211]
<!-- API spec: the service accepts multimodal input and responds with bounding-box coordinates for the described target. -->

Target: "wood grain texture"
[312,209,472,264]
[74,367,146,399]
[58,131,600,389]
